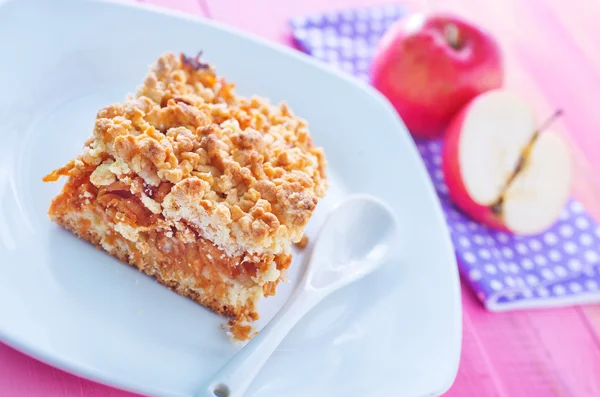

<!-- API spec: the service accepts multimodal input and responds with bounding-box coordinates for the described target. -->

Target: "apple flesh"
[442,90,572,235]
[370,13,504,139]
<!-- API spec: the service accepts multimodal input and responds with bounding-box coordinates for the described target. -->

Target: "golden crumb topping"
[44,52,327,256]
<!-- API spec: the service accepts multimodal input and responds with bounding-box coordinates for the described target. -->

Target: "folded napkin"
[290,6,600,310]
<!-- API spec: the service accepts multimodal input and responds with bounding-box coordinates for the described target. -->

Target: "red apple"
[370,13,504,139]
[442,89,572,235]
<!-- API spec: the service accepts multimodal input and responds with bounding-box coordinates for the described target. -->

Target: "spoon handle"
[199,289,322,397]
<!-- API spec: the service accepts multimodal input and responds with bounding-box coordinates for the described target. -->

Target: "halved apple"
[442,89,572,235]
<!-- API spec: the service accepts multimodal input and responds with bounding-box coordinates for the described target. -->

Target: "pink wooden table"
[2,0,600,396]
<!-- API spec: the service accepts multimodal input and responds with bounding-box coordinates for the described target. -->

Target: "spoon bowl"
[304,194,398,292]
[199,194,399,397]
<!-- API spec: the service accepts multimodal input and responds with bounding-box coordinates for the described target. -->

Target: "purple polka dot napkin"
[290,6,600,310]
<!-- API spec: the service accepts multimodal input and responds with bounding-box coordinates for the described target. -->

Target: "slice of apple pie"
[43,52,327,341]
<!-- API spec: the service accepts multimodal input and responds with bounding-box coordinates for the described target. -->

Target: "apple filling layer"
[48,172,291,338]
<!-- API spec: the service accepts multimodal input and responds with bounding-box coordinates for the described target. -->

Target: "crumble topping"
[44,52,327,257]
[294,234,309,249]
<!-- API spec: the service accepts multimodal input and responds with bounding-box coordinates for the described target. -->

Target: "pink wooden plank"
[205,0,411,45]
[581,306,600,342]
[0,343,140,397]
[543,0,600,75]
[462,303,568,396]
[531,308,600,397]
[513,1,600,220]
[538,0,600,348]
[444,284,506,396]
[454,278,600,397]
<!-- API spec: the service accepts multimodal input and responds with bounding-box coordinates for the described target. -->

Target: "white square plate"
[0,0,461,396]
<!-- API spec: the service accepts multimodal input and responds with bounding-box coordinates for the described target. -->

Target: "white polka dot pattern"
[290,7,600,309]
[291,5,406,78]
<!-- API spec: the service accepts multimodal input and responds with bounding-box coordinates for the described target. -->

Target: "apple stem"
[445,23,461,50]
[537,109,563,135]
[491,109,564,217]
